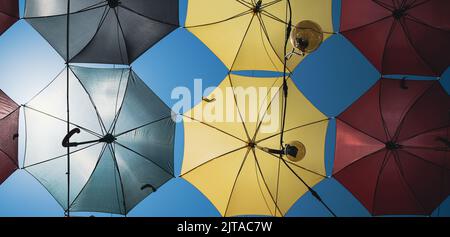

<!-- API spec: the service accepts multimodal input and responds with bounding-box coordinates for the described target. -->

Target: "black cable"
[65,0,71,218]
[278,0,337,217]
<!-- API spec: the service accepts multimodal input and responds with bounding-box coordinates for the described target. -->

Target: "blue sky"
[0,0,449,217]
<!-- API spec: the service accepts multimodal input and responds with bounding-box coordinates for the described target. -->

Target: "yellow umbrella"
[181,74,330,216]
[185,0,334,72]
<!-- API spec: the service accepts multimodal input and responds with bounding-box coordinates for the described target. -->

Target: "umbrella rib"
[23,142,101,169]
[23,106,102,138]
[0,11,18,20]
[379,16,397,74]
[115,116,173,137]
[235,0,253,9]
[114,142,174,177]
[397,125,449,144]
[180,146,248,177]
[181,115,247,143]
[405,14,450,33]
[68,144,108,211]
[333,149,387,177]
[409,0,432,9]
[69,67,108,134]
[372,0,395,11]
[280,157,336,216]
[119,5,179,27]
[68,6,111,63]
[110,69,126,132]
[113,7,130,64]
[378,80,393,140]
[109,144,128,215]
[256,119,330,144]
[0,105,19,121]
[336,119,386,145]
[228,13,256,71]
[109,69,132,134]
[261,0,283,9]
[391,151,427,213]
[184,9,253,28]
[0,149,18,169]
[24,67,66,105]
[258,147,327,178]
[340,15,392,34]
[252,78,283,141]
[227,74,252,141]
[391,81,438,141]
[223,148,251,217]
[398,19,439,75]
[256,13,284,72]
[251,148,284,216]
[370,150,390,215]
[401,148,450,172]
[23,3,107,20]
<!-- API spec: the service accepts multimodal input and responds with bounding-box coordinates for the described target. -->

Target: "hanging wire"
[277,0,337,217]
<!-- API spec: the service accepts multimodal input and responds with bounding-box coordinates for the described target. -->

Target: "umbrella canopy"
[0,89,19,185]
[23,66,175,215]
[181,74,329,216]
[185,0,333,72]
[24,0,179,65]
[0,0,19,36]
[340,0,450,77]
[333,78,450,215]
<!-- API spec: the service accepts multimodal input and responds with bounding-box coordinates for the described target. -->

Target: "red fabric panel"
[0,0,19,35]
[339,81,388,142]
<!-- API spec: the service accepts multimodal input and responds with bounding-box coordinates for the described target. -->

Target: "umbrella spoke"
[227,75,252,142]
[235,0,253,9]
[378,80,393,140]
[256,119,330,144]
[119,5,178,27]
[392,82,437,141]
[391,151,427,212]
[23,106,102,138]
[255,13,285,72]
[223,148,251,217]
[109,144,128,214]
[114,142,174,177]
[23,142,102,171]
[228,14,257,71]
[112,7,129,65]
[405,14,450,33]
[251,148,284,216]
[185,9,253,29]
[181,115,247,143]
[370,150,390,214]
[180,146,249,177]
[372,0,395,11]
[23,3,108,20]
[114,116,173,138]
[401,148,450,172]
[340,15,392,34]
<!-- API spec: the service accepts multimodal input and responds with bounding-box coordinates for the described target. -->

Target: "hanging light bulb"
[290,20,324,56]
[285,141,306,162]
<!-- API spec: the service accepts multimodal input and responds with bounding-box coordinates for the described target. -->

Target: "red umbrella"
[0,89,19,184]
[340,0,450,77]
[0,0,19,36]
[333,78,450,215]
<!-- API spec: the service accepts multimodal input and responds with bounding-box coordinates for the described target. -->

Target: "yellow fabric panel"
[229,74,283,138]
[185,0,249,26]
[184,77,250,140]
[225,153,278,217]
[187,13,253,70]
[185,0,334,72]
[230,15,285,72]
[258,120,329,176]
[181,115,247,174]
[183,148,251,216]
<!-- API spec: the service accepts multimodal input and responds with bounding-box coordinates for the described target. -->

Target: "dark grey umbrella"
[24,0,179,65]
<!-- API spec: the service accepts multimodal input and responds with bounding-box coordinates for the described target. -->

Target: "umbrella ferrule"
[107,0,120,8]
[99,133,117,144]
[253,0,263,13]
[385,141,402,150]
[392,8,408,19]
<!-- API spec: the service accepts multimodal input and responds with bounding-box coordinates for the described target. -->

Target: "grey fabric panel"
[25,6,105,61]
[120,0,179,25]
[70,8,129,64]
[114,71,173,135]
[116,117,175,176]
[116,6,178,62]
[70,145,126,215]
[114,144,174,213]
[70,66,130,132]
[25,0,104,17]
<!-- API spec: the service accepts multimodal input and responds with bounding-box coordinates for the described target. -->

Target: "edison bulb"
[290,20,324,55]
